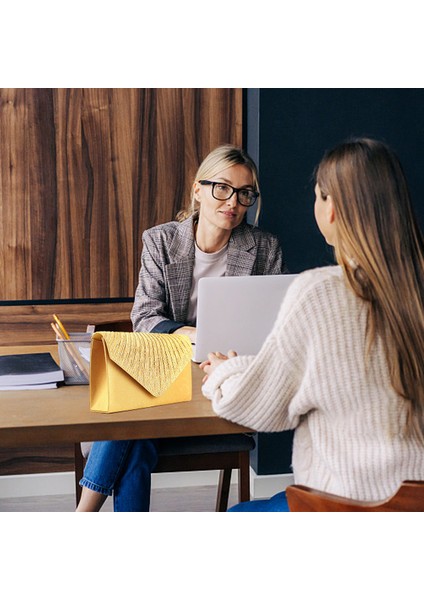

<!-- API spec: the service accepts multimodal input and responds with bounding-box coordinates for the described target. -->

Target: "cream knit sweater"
[202,266,424,501]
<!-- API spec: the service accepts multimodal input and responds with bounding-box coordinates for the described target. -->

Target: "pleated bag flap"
[90,331,193,413]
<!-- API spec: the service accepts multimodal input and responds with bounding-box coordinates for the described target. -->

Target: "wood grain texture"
[0,88,243,302]
[0,345,251,449]
[0,89,242,476]
[0,88,242,345]
[0,444,75,476]
[0,302,133,345]
[286,482,424,512]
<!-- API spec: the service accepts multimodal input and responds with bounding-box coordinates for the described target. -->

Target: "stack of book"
[0,352,65,390]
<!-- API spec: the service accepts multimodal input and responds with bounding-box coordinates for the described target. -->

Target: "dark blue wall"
[248,88,424,475]
[258,88,424,274]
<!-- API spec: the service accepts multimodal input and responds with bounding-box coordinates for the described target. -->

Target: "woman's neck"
[194,220,231,253]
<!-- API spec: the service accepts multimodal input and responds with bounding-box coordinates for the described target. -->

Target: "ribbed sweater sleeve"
[202,269,317,431]
[202,266,424,501]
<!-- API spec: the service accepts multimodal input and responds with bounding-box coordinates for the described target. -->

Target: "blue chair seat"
[157,433,255,456]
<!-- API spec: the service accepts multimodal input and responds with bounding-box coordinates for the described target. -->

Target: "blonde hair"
[176,144,262,225]
[316,138,424,437]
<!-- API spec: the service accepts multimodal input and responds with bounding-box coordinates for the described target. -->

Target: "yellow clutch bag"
[90,331,192,413]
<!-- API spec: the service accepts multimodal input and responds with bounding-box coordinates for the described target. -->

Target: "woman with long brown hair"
[201,137,424,511]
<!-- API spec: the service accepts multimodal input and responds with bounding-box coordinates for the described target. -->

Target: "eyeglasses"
[198,180,259,207]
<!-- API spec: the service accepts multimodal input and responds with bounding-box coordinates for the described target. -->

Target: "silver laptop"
[192,274,298,363]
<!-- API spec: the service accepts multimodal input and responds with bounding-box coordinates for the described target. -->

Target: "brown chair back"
[95,320,133,332]
[286,481,424,512]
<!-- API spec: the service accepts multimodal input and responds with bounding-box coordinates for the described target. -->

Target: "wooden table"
[0,345,250,449]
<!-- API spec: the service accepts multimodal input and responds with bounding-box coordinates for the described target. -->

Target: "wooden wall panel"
[0,301,133,346]
[0,88,242,345]
[0,88,243,303]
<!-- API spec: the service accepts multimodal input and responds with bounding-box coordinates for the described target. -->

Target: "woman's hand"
[173,326,196,344]
[200,350,237,383]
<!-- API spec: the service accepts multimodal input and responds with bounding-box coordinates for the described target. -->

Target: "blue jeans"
[80,440,158,512]
[228,491,289,512]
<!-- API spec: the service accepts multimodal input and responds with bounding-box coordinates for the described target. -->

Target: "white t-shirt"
[186,243,228,324]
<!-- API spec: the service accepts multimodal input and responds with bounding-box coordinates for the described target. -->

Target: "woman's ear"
[193,181,201,199]
[326,194,335,224]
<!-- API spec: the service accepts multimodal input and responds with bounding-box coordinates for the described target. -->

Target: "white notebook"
[192,274,298,363]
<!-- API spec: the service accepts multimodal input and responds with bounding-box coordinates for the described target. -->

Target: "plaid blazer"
[131,216,287,333]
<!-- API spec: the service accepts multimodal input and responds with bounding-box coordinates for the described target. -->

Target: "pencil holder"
[57,333,91,385]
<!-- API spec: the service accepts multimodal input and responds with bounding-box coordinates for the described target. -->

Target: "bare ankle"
[76,486,108,512]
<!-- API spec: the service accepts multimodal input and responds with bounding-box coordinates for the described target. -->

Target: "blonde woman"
[131,143,281,340]
[76,145,287,511]
[201,138,424,511]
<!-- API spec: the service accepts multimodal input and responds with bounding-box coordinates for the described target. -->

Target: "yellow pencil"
[51,321,65,341]
[51,321,89,378]
[53,314,70,340]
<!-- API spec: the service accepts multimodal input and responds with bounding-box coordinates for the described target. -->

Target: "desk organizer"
[57,333,91,385]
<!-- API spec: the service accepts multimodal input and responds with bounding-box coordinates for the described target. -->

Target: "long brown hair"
[316,138,424,436]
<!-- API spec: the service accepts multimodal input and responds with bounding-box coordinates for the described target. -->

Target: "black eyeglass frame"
[198,180,259,207]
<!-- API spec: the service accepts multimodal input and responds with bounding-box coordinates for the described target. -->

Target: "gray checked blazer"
[131,216,287,333]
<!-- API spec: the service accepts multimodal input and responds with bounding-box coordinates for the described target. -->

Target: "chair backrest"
[286,481,424,512]
[95,320,133,332]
